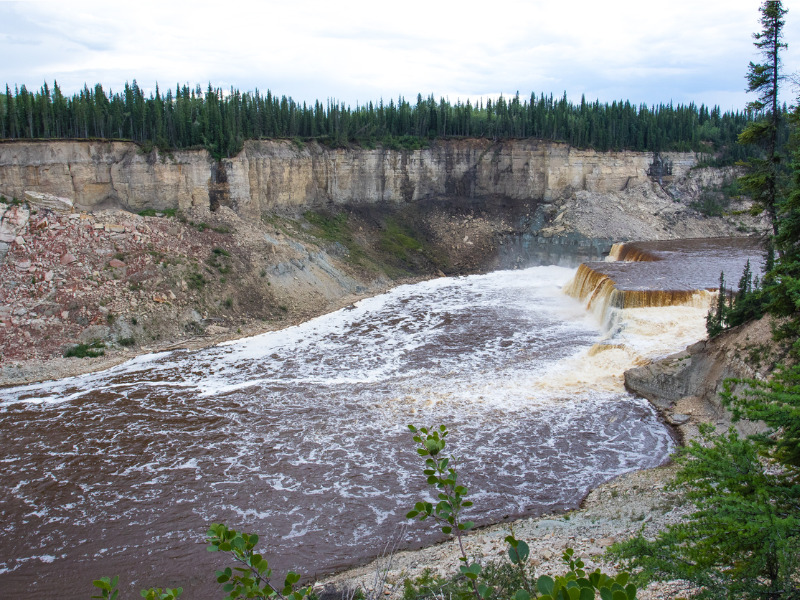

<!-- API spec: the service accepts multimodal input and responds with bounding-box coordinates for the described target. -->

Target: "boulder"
[24,191,74,214]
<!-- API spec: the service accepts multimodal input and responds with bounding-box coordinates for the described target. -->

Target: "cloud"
[0,0,796,112]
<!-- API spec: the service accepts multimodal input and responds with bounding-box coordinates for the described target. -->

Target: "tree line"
[0,80,779,160]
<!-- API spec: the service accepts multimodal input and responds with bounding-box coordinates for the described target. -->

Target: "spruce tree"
[738,0,788,237]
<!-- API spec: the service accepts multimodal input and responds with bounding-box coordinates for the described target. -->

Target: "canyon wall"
[0,139,695,218]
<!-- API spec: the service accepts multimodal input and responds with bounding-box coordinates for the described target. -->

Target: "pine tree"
[738,0,788,238]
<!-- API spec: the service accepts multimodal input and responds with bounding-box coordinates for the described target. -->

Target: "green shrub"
[64,340,105,358]
[407,425,637,600]
[187,271,207,290]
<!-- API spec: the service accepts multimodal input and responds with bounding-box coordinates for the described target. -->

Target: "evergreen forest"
[0,81,785,161]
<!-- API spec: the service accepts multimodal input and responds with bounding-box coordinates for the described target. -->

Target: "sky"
[1,0,798,112]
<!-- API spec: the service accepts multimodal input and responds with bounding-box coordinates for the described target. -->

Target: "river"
[0,265,706,598]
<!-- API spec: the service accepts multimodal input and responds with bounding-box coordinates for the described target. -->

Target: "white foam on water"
[0,265,707,591]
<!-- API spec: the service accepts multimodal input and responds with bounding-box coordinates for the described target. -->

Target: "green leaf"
[478,583,492,598]
[611,592,627,600]
[459,562,482,580]
[624,583,636,599]
[537,575,555,596]
[459,520,475,531]
[509,539,530,564]
[93,579,113,591]
[579,587,595,600]
[441,526,452,534]
[515,591,531,600]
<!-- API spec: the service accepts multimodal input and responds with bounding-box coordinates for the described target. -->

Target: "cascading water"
[0,247,744,599]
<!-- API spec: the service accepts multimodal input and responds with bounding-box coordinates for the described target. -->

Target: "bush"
[610,423,800,599]
[187,271,207,290]
[63,340,105,358]
[406,425,637,600]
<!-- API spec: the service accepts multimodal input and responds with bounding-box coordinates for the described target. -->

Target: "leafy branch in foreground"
[91,575,183,600]
[406,424,637,600]
[406,424,486,598]
[206,523,311,600]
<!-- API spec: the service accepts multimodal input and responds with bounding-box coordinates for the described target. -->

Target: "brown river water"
[1,248,753,598]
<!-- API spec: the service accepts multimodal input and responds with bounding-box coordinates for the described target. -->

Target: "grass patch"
[118,337,136,347]
[303,211,349,241]
[187,271,207,290]
[403,561,535,600]
[380,218,423,263]
[64,340,105,358]
[303,210,373,269]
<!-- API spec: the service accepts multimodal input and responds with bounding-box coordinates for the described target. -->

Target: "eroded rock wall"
[624,316,787,436]
[0,141,212,213]
[0,139,693,218]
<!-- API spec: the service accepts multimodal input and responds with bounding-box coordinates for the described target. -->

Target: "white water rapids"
[0,266,709,598]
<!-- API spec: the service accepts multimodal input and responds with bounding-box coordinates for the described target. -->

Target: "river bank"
[0,278,428,387]
[315,407,712,600]
[318,313,787,600]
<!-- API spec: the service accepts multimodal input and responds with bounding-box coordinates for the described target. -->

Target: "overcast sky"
[1,0,798,111]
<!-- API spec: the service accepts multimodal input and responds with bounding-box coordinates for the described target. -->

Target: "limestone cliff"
[0,139,766,267]
[0,139,686,217]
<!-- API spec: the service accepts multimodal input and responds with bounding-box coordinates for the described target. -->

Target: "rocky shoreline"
[316,315,785,600]
[315,418,698,600]
[0,284,408,387]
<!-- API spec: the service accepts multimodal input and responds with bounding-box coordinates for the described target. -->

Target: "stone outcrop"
[0,139,767,268]
[624,316,787,435]
[0,141,212,214]
[0,203,30,261]
[0,139,690,219]
[23,191,74,213]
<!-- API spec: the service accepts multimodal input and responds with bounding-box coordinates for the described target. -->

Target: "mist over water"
[0,266,685,598]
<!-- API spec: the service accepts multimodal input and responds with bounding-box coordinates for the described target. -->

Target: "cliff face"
[0,141,213,213]
[0,139,692,218]
[624,316,788,436]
